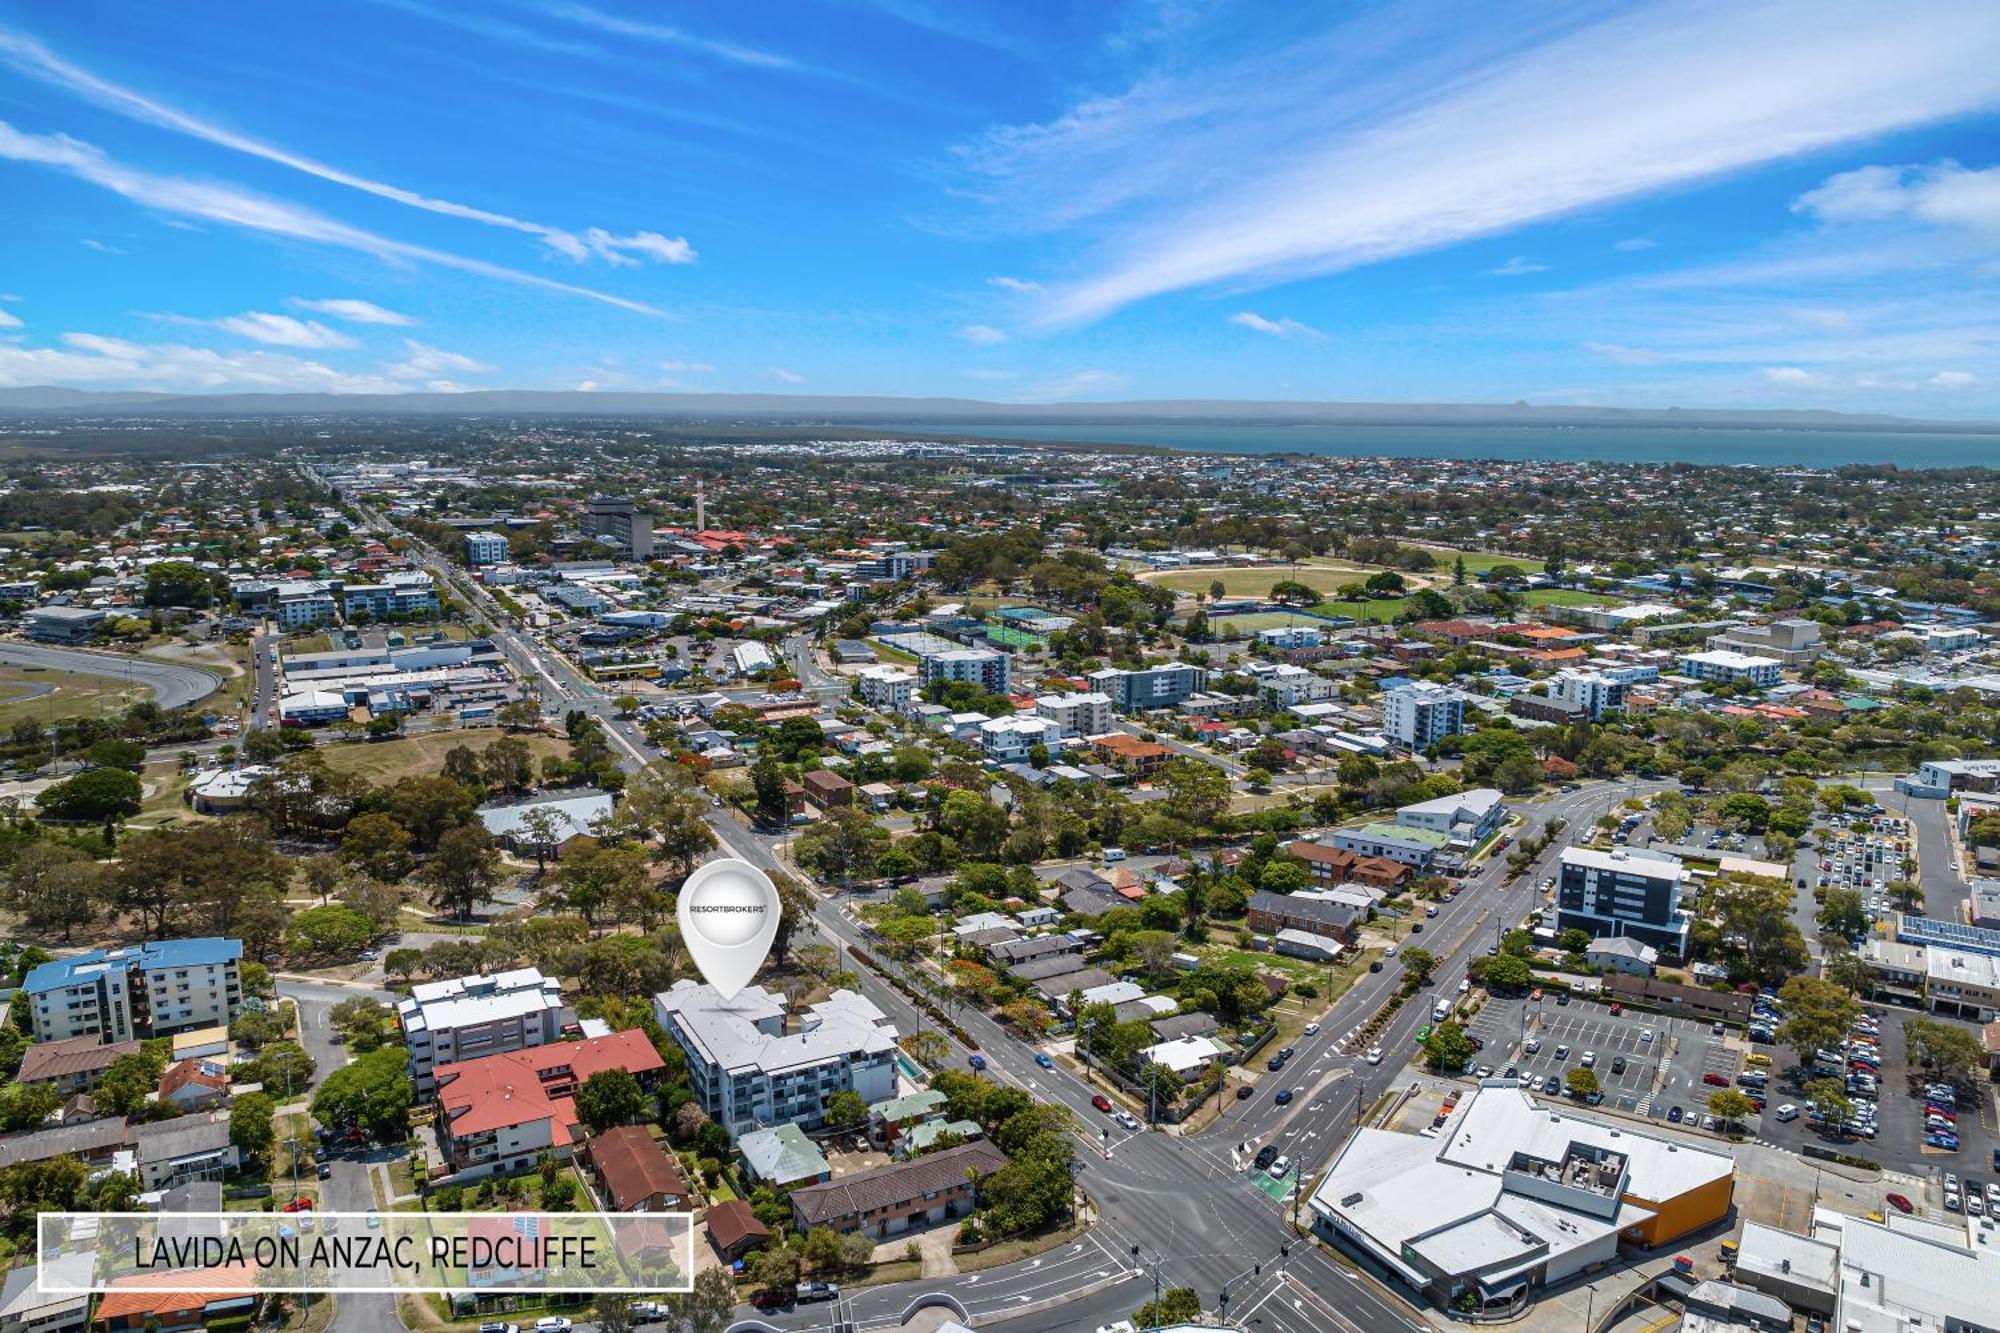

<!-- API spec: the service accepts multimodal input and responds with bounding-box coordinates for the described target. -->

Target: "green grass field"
[319,730,566,785]
[1517,588,1618,608]
[1204,610,1335,635]
[1309,597,1411,623]
[0,666,149,729]
[1411,546,1536,575]
[1146,561,1376,598]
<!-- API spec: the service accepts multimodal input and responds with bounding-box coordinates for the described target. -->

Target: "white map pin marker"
[678,857,782,1001]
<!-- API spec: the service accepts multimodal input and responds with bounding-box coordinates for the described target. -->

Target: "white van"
[1433,1001,1451,1021]
[1102,847,1127,862]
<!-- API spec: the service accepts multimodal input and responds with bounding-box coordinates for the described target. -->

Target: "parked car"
[1667,1106,1684,1123]
[1236,1085,1253,1100]
[1304,1022,1320,1036]
[796,1283,840,1304]
[1885,1193,1914,1214]
[534,1320,572,1333]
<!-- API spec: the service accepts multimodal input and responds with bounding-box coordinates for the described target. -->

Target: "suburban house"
[586,1124,690,1211]
[1287,841,1411,890]
[432,1029,665,1180]
[1585,937,1660,976]
[16,1036,141,1095]
[703,1199,773,1263]
[89,1267,257,1333]
[475,789,615,856]
[1246,889,1364,943]
[738,1122,832,1188]
[1328,821,1453,869]
[157,1058,231,1111]
[802,769,855,811]
[789,1139,1008,1238]
[1089,732,1172,776]
[130,1112,239,1191]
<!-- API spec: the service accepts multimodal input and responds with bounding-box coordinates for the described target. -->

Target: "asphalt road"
[0,641,223,711]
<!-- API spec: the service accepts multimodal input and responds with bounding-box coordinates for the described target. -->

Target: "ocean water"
[869,420,2000,468]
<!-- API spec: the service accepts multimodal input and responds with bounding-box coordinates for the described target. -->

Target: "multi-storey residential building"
[582,495,654,559]
[1257,625,1323,650]
[919,647,1010,695]
[1381,683,1466,749]
[341,571,439,619]
[857,664,917,713]
[433,1029,664,1179]
[1034,691,1113,738]
[464,531,511,565]
[1901,758,2000,798]
[1555,847,1690,956]
[1087,662,1206,712]
[979,715,1063,765]
[396,968,571,1096]
[24,939,243,1045]
[1704,617,1823,667]
[1676,649,1782,687]
[1395,788,1505,843]
[1547,668,1627,720]
[653,981,898,1137]
[272,581,339,630]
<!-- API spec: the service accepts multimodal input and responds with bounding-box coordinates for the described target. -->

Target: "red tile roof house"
[586,1124,690,1211]
[432,1030,664,1181]
[92,1265,257,1332]
[158,1058,231,1111]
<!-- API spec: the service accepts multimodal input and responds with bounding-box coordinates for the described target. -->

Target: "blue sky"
[3,0,2000,413]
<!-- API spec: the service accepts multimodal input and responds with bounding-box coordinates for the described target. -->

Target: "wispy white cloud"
[1931,370,1978,387]
[770,367,804,383]
[200,312,358,349]
[0,331,412,392]
[585,228,696,266]
[0,120,667,316]
[987,275,1044,294]
[1613,235,1659,252]
[961,1,2000,324]
[1783,306,1856,333]
[386,339,494,380]
[79,237,125,254]
[542,3,796,70]
[290,298,413,326]
[1226,310,1322,339]
[0,307,19,330]
[957,324,1007,345]
[659,359,715,373]
[1794,161,2000,234]
[1489,256,1550,276]
[1761,366,1832,389]
[0,25,692,266]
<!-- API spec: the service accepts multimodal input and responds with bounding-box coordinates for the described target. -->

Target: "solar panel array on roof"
[1896,913,2000,958]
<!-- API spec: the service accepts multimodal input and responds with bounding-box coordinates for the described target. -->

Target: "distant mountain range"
[0,385,1996,433]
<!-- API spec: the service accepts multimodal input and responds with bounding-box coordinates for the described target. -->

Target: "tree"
[1805,1078,1854,1127]
[424,823,501,920]
[1160,758,1231,828]
[285,905,375,961]
[575,1069,648,1133]
[680,1267,736,1333]
[310,1045,413,1142]
[770,871,814,967]
[329,997,395,1053]
[826,1088,868,1130]
[554,839,648,931]
[337,812,414,882]
[1557,927,1591,954]
[1904,1016,1985,1087]
[750,753,790,830]
[35,768,141,821]
[95,1053,161,1116]
[1422,1020,1474,1072]
[84,738,147,772]
[1816,888,1868,940]
[1473,953,1532,991]
[2,841,101,943]
[795,806,890,885]
[1133,1288,1203,1328]
[1776,976,1860,1067]
[1565,1067,1601,1100]
[1401,946,1437,984]
[144,559,217,607]
[1707,1089,1755,1131]
[382,948,423,985]
[229,1091,277,1167]
[516,806,565,872]
[591,1292,634,1333]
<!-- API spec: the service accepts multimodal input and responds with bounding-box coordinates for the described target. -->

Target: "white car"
[1774,1104,1799,1121]
[535,1321,572,1333]
[1640,1029,1655,1042]
[1304,1022,1321,1036]
[1366,1046,1384,1065]
[1458,979,1471,994]
[1580,1050,1596,1067]
[1268,1155,1292,1179]
[1524,1038,1541,1054]
[1114,1111,1141,1131]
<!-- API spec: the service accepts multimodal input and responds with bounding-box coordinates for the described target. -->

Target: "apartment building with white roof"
[396,967,572,1095]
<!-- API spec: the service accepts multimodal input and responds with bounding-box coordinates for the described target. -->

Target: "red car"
[1886,1193,1914,1214]
[1091,1094,1113,1113]
[1703,1072,1729,1087]
[281,1197,314,1213]
[1609,1004,1623,1016]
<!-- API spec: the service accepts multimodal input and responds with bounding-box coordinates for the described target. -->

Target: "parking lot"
[1461,998,1739,1124]
[1752,1002,2000,1176]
